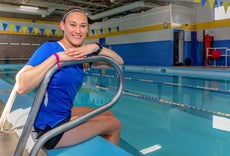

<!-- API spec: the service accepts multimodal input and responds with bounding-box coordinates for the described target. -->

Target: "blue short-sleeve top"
[27,41,85,130]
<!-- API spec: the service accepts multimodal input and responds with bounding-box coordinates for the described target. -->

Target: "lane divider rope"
[87,72,230,117]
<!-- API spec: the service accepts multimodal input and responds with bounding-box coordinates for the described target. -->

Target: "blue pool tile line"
[122,66,230,80]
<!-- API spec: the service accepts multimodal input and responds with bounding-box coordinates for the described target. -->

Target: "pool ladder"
[0,56,124,156]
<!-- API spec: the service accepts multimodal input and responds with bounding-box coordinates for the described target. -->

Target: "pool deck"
[0,91,57,156]
[0,93,47,156]
[0,101,19,156]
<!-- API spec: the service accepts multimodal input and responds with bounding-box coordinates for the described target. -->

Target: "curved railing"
[13,56,124,156]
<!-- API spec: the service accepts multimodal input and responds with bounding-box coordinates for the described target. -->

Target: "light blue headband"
[62,8,88,21]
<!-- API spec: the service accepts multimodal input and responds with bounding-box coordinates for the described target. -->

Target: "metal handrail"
[0,84,17,131]
[13,56,124,156]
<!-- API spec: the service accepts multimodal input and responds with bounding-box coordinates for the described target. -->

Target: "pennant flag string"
[195,0,229,11]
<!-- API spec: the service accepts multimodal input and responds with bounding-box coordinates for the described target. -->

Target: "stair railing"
[13,56,124,156]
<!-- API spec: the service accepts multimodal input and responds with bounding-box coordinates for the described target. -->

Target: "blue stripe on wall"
[184,41,204,66]
[214,40,230,48]
[191,31,198,66]
[183,41,191,62]
[196,42,205,66]
[111,41,173,66]
[109,39,229,66]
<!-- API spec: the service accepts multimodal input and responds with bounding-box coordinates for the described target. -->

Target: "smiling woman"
[15,5,124,151]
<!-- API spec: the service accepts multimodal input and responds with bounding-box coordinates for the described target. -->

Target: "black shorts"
[34,117,71,149]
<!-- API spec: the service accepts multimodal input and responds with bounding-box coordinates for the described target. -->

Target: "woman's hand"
[58,43,124,65]
[62,44,97,60]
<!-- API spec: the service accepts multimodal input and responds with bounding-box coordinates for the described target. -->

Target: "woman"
[16,6,124,150]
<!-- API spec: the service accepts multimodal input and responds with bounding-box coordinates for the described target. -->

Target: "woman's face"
[60,11,88,47]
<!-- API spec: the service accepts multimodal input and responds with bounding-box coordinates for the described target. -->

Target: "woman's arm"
[16,54,58,95]
[65,43,124,65]
[97,45,124,65]
[16,50,81,95]
[16,43,123,94]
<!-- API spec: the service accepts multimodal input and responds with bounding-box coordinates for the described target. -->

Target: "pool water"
[76,67,230,156]
[1,65,230,156]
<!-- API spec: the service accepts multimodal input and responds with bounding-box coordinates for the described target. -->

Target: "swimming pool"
[1,65,230,156]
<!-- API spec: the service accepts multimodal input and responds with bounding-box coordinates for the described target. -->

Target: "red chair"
[211,50,221,66]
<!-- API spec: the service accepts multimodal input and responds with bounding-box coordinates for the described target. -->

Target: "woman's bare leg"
[71,106,114,116]
[54,106,121,148]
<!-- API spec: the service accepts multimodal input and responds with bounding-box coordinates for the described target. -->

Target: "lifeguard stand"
[211,50,221,66]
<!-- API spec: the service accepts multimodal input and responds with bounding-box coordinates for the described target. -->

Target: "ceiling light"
[20,5,39,11]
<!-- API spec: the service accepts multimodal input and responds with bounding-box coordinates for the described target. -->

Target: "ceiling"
[0,0,201,22]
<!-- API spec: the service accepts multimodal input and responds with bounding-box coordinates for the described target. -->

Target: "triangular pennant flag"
[216,0,221,7]
[201,0,207,7]
[112,27,116,32]
[103,28,108,34]
[2,23,8,31]
[95,29,99,34]
[9,24,15,32]
[56,29,63,36]
[28,27,33,34]
[108,27,112,33]
[16,25,21,32]
[116,26,119,32]
[34,27,39,35]
[45,28,51,36]
[208,0,215,9]
[22,26,27,33]
[40,28,45,35]
[223,2,229,13]
[91,29,95,35]
[51,29,56,35]
[193,0,201,3]
[100,28,103,34]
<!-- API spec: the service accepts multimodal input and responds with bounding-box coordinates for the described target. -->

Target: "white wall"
[106,29,172,45]
[90,5,172,45]
[91,5,171,31]
[209,27,230,40]
[89,2,230,51]
[195,3,213,23]
[90,4,198,45]
[171,4,195,25]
